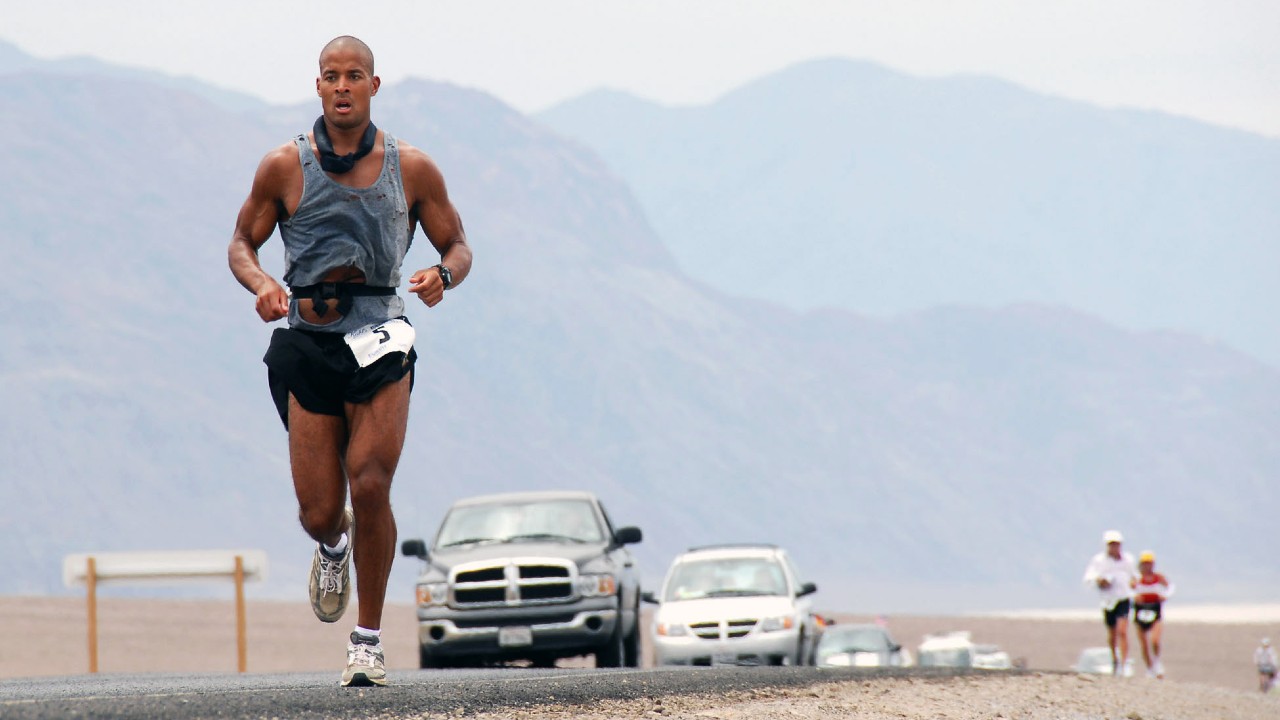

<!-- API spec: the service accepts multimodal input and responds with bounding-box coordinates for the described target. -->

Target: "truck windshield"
[436,499,605,547]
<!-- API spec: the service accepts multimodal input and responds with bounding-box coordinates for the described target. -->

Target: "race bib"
[1136,608,1158,624]
[344,318,415,368]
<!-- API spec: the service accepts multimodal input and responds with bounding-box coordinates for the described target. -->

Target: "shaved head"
[319,36,375,74]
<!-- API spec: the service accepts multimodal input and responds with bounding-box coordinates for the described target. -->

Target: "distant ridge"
[538,56,1280,367]
[0,38,266,113]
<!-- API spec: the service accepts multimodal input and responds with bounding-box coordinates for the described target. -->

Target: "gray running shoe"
[309,507,354,623]
[342,632,387,687]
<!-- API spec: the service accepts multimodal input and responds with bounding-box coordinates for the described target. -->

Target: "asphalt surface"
[0,666,989,719]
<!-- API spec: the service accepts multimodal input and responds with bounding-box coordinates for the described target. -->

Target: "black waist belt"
[289,282,396,318]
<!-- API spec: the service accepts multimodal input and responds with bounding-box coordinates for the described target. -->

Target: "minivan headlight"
[759,615,796,633]
[656,622,688,637]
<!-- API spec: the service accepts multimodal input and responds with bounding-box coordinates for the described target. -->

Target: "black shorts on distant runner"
[1103,599,1132,628]
[1133,601,1163,630]
[263,324,416,429]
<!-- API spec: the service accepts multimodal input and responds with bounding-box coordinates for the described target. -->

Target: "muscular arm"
[228,144,297,322]
[400,144,472,308]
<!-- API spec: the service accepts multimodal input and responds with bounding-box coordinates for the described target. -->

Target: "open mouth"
[335,99,353,112]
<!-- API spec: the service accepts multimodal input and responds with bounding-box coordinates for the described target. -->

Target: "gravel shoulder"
[420,673,1276,720]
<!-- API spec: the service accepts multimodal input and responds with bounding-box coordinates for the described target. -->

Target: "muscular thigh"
[288,393,349,509]
[344,374,411,478]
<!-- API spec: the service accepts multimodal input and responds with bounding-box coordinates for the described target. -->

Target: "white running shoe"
[309,507,354,623]
[342,633,387,687]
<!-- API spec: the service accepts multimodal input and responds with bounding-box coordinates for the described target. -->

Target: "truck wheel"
[419,646,435,669]
[596,624,625,668]
[623,618,641,667]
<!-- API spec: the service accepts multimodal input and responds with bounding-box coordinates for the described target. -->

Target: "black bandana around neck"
[313,116,377,174]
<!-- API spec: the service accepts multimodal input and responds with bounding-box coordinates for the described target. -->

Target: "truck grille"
[691,618,758,640]
[452,559,575,607]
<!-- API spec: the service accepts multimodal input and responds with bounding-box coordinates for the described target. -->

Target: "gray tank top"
[280,131,412,334]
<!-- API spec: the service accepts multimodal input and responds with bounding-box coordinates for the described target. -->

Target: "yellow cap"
[1138,551,1155,563]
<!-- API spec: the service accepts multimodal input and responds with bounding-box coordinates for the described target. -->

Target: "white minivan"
[643,544,820,666]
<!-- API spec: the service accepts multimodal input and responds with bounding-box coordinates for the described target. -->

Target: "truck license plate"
[713,652,738,665]
[498,626,533,647]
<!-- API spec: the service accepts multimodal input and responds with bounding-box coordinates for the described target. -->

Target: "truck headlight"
[576,573,617,597]
[415,582,449,606]
[759,615,796,633]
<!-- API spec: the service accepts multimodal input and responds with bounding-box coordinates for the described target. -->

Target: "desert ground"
[2,596,1276,719]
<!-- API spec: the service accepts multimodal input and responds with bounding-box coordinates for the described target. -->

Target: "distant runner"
[1130,550,1173,679]
[1257,638,1277,693]
[1082,530,1139,676]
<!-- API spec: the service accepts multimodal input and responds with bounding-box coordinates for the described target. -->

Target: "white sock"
[355,626,381,642]
[322,533,348,556]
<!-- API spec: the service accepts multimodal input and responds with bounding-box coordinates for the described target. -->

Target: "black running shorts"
[263,324,416,429]
[1133,601,1163,630]
[1103,599,1132,628]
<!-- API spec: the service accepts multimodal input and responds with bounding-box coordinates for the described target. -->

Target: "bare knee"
[298,504,347,542]
[348,465,393,512]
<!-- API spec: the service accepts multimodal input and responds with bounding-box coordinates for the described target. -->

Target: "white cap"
[1102,530,1124,544]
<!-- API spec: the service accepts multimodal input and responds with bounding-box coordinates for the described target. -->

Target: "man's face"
[1106,541,1121,559]
[316,46,379,130]
[1139,560,1153,574]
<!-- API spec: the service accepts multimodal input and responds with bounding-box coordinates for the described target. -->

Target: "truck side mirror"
[796,581,818,597]
[641,591,659,604]
[613,526,643,545]
[401,538,428,559]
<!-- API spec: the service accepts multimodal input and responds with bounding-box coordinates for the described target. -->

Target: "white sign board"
[63,550,269,586]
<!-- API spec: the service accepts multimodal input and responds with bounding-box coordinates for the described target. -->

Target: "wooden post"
[63,549,267,674]
[86,556,99,674]
[234,555,247,673]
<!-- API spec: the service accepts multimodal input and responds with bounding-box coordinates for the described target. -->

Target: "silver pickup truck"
[399,490,644,668]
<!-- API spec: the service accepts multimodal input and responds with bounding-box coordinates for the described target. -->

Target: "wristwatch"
[435,263,453,290]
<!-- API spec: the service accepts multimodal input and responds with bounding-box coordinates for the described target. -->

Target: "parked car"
[1074,646,1135,677]
[814,623,913,668]
[644,543,820,666]
[399,490,643,668]
[916,631,976,667]
[972,643,1013,670]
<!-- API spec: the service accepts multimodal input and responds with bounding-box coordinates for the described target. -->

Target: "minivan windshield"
[436,499,604,547]
[663,557,787,601]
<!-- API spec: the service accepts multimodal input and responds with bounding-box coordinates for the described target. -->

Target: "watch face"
[438,264,453,288]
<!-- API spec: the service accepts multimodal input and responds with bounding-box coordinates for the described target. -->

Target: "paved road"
[0,666,982,719]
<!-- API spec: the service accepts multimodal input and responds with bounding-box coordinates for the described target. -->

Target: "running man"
[228,35,472,686]
[1257,638,1278,693]
[1130,550,1173,679]
[1082,530,1139,677]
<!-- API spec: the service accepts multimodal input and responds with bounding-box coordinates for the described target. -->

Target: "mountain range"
[1,41,1276,614]
[537,58,1280,368]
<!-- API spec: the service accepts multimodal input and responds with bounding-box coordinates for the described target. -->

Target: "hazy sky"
[4,0,1278,137]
